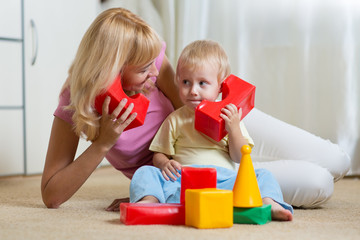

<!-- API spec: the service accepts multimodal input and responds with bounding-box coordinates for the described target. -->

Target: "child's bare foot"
[137,195,159,204]
[263,197,293,221]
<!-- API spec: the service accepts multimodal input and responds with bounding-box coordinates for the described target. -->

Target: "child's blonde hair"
[176,40,231,84]
[62,8,162,141]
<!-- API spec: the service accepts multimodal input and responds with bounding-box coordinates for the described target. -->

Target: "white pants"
[243,108,351,208]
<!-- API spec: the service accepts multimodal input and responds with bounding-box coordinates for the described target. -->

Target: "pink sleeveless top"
[54,43,174,178]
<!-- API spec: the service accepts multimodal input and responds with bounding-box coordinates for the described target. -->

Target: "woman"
[41,8,181,209]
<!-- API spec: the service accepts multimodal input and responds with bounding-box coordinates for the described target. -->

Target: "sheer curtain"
[150,0,359,175]
[101,0,360,175]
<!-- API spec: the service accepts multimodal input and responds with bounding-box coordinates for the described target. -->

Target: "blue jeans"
[130,165,293,213]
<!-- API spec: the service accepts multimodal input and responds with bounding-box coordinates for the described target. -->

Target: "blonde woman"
[41,8,182,210]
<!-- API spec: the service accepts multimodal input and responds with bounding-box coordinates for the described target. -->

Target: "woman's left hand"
[95,97,137,151]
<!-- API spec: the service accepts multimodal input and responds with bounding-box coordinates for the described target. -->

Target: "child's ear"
[219,81,223,93]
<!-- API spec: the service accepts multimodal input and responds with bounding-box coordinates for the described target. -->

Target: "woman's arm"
[156,55,183,109]
[41,117,107,208]
[41,97,136,208]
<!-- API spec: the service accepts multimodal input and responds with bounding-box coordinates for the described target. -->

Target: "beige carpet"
[0,166,359,240]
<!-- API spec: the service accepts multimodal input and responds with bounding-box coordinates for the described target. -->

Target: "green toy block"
[233,204,271,225]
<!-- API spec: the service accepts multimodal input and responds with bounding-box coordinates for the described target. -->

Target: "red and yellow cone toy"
[232,145,263,207]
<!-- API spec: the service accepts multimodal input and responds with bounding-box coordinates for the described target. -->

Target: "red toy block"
[120,203,185,225]
[95,75,150,131]
[180,167,217,204]
[195,74,255,141]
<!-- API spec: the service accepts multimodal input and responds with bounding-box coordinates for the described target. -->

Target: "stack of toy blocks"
[119,146,271,227]
[182,167,233,229]
[183,145,271,227]
[232,145,271,225]
[119,167,224,227]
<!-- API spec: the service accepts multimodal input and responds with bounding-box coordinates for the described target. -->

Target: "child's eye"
[182,80,189,85]
[199,81,208,86]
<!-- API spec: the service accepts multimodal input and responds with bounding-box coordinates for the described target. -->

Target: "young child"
[129,40,293,221]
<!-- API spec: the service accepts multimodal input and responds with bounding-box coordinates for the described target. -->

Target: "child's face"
[177,64,221,110]
[121,60,158,92]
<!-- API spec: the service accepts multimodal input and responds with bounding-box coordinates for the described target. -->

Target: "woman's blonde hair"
[62,8,162,141]
[176,40,231,84]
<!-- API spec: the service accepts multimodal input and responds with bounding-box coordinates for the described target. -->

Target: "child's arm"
[220,104,249,163]
[153,152,182,181]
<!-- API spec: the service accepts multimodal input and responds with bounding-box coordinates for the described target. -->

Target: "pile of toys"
[120,145,271,228]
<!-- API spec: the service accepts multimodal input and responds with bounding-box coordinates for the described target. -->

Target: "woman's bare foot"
[106,197,130,211]
[137,195,159,203]
[263,197,293,221]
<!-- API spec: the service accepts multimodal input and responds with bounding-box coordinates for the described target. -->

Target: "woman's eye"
[139,61,154,73]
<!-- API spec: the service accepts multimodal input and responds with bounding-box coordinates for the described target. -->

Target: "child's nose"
[190,86,198,95]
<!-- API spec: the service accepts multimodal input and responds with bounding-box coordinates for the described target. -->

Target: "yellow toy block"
[185,188,233,229]
[233,145,263,207]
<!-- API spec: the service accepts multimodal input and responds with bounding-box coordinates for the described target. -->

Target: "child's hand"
[220,104,242,133]
[160,160,182,181]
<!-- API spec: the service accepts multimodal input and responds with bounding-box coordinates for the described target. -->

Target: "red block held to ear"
[195,74,255,141]
[94,75,150,131]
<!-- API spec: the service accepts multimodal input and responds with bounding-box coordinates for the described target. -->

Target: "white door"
[0,0,24,176]
[0,41,24,176]
[24,0,98,174]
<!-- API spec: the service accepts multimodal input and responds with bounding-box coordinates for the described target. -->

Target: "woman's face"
[121,60,159,92]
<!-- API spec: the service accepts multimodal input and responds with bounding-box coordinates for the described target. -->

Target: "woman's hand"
[220,104,242,133]
[95,96,137,150]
